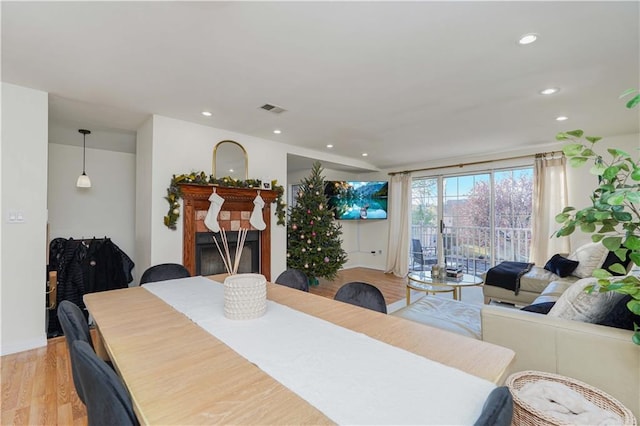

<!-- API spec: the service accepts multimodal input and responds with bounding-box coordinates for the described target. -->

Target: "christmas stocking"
[250,194,267,230]
[204,191,225,233]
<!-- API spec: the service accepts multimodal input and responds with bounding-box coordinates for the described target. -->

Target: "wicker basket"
[506,371,636,426]
[223,273,267,320]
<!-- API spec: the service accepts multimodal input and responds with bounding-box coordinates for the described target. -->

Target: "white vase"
[223,273,267,320]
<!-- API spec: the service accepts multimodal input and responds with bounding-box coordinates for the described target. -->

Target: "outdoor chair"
[411,239,437,271]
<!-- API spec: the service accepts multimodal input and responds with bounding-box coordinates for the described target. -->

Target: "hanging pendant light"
[76,129,92,188]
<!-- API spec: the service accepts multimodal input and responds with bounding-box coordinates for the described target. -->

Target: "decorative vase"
[223,273,267,320]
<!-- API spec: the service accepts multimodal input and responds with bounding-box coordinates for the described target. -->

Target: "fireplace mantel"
[179,184,278,280]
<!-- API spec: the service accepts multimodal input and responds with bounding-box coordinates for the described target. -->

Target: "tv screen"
[324,181,389,220]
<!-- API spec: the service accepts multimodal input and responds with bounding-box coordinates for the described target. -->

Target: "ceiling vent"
[260,103,287,114]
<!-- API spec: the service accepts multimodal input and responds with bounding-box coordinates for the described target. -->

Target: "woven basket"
[506,371,636,426]
[223,273,267,320]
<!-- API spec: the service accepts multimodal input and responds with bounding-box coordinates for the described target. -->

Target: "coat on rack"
[47,237,134,337]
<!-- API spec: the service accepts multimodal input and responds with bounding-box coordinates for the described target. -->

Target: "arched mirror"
[212,140,248,180]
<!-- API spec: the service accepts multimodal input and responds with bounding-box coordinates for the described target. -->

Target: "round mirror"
[212,140,248,180]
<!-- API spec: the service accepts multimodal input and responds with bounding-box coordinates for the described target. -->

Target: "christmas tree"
[287,162,347,284]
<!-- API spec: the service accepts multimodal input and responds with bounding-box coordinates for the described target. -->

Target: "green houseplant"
[554,89,640,344]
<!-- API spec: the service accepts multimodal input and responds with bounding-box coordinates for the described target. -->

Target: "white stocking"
[250,194,267,230]
[204,191,225,233]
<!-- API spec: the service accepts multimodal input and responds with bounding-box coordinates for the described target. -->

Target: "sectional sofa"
[392,283,640,418]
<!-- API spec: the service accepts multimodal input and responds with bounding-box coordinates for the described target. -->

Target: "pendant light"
[76,129,92,188]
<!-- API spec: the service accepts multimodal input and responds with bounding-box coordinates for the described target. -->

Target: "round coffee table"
[407,271,483,304]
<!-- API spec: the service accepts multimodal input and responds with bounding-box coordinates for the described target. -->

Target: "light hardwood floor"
[1,335,87,426]
[311,267,406,304]
[1,267,405,425]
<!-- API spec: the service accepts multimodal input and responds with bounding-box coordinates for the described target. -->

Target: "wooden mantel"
[179,184,278,280]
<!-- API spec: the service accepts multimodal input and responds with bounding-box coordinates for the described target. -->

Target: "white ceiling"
[2,1,639,170]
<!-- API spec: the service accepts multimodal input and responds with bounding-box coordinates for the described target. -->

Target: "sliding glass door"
[411,167,533,276]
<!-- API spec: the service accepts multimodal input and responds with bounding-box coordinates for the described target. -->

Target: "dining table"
[84,275,515,425]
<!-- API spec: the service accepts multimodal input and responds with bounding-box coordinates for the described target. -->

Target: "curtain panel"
[385,173,411,277]
[531,154,570,265]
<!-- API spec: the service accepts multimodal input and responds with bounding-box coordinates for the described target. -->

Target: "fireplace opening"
[196,231,260,276]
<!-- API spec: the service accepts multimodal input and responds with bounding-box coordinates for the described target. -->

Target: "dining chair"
[140,263,190,284]
[334,281,387,314]
[71,340,139,426]
[274,269,309,292]
[473,386,513,426]
[57,300,93,404]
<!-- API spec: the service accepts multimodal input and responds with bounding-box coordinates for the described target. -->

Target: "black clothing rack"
[47,236,134,337]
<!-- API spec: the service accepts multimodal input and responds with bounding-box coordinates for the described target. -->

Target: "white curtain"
[385,173,411,277]
[531,154,571,265]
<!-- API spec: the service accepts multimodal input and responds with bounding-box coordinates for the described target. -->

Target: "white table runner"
[143,276,495,425]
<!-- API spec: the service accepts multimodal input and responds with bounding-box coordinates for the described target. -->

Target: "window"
[411,167,533,275]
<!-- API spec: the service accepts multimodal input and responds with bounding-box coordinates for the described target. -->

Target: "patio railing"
[411,225,532,276]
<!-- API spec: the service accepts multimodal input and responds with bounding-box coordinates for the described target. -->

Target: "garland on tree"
[164,171,285,230]
[287,162,347,283]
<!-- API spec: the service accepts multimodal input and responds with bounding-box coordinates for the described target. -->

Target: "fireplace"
[196,231,260,276]
[178,184,278,280]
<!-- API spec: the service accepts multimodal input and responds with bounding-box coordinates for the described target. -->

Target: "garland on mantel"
[164,171,286,230]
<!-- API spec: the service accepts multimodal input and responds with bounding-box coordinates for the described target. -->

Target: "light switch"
[7,210,25,223]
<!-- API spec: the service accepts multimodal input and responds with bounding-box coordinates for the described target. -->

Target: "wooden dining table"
[84,277,515,425]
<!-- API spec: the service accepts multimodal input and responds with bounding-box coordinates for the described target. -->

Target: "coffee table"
[407,271,483,304]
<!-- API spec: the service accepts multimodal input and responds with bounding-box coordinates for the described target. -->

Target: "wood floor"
[310,267,406,305]
[0,267,404,425]
[1,335,87,426]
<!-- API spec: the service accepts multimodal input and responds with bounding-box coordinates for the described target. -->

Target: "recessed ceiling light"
[540,88,559,95]
[273,129,281,134]
[556,116,569,121]
[362,153,368,157]
[326,144,334,149]
[229,168,234,173]
[201,111,212,117]
[518,33,538,45]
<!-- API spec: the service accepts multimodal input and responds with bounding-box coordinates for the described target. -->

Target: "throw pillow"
[521,302,556,314]
[596,295,640,330]
[543,254,579,278]
[568,242,609,278]
[547,277,625,323]
[600,250,632,276]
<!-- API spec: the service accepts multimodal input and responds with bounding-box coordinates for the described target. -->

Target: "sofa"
[392,279,640,418]
[482,266,578,306]
[483,242,629,306]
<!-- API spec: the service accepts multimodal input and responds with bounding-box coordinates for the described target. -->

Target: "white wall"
[135,117,153,284]
[287,167,390,271]
[1,83,49,355]
[137,115,294,281]
[47,143,136,275]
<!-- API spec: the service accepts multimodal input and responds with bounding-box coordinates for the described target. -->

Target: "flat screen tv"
[324,181,389,220]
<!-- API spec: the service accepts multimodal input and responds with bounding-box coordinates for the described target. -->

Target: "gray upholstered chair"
[275,269,309,292]
[334,281,387,314]
[58,300,93,404]
[473,386,513,426]
[71,340,138,426]
[140,263,190,284]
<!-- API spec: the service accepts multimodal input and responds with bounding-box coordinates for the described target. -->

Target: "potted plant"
[554,89,640,344]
